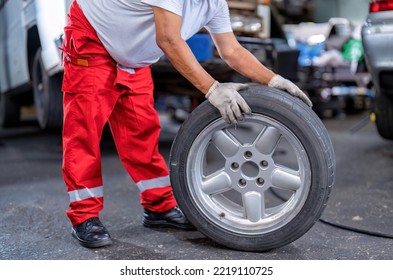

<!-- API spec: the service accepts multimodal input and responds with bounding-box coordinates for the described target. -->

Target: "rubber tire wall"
[169,85,336,252]
[32,48,63,130]
[375,94,393,140]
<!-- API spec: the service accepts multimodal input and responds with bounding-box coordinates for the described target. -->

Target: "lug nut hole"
[256,178,265,186]
[238,179,247,187]
[260,160,269,168]
[231,162,239,170]
[244,151,253,159]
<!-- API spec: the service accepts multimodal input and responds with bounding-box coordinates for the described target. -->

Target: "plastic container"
[186,33,214,62]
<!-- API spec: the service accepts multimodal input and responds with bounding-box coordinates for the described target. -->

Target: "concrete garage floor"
[0,111,392,260]
[317,114,393,258]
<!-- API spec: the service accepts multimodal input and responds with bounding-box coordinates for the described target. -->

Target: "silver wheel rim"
[186,114,311,235]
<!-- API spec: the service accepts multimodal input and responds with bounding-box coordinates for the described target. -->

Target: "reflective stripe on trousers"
[68,186,104,203]
[68,175,172,203]
[136,175,171,192]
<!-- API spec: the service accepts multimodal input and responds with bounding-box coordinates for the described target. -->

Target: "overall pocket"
[114,66,154,95]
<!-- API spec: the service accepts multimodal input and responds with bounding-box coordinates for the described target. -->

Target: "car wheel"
[375,94,393,140]
[32,48,63,130]
[169,85,335,252]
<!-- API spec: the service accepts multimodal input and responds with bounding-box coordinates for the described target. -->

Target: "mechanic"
[61,0,313,249]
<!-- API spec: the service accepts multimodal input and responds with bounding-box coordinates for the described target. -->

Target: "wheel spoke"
[202,171,232,195]
[271,166,301,191]
[243,191,265,223]
[211,130,240,158]
[255,126,281,155]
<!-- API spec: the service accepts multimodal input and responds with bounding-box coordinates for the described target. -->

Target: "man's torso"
[75,0,232,68]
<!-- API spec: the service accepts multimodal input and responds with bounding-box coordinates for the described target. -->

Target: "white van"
[0,0,72,129]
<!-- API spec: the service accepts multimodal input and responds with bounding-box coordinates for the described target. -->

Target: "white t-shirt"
[76,0,232,68]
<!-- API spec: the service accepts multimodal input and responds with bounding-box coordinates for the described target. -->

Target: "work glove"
[268,75,313,107]
[206,81,251,124]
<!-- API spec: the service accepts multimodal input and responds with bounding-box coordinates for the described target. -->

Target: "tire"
[0,92,21,128]
[32,48,63,130]
[169,85,335,252]
[375,94,393,140]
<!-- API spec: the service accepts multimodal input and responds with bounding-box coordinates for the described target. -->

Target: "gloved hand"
[268,75,313,107]
[206,81,251,124]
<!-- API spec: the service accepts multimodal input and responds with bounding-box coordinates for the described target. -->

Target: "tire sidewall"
[169,85,335,251]
[32,48,49,129]
[375,94,393,140]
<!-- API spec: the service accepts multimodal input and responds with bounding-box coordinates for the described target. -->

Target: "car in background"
[0,0,73,130]
[361,0,393,140]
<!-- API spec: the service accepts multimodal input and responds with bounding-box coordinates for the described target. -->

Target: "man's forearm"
[152,6,215,94]
[158,38,216,94]
[223,46,276,84]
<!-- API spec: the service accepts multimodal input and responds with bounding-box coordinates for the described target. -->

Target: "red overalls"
[62,1,176,226]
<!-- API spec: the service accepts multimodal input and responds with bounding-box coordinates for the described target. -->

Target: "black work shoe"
[71,217,112,248]
[143,206,196,230]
